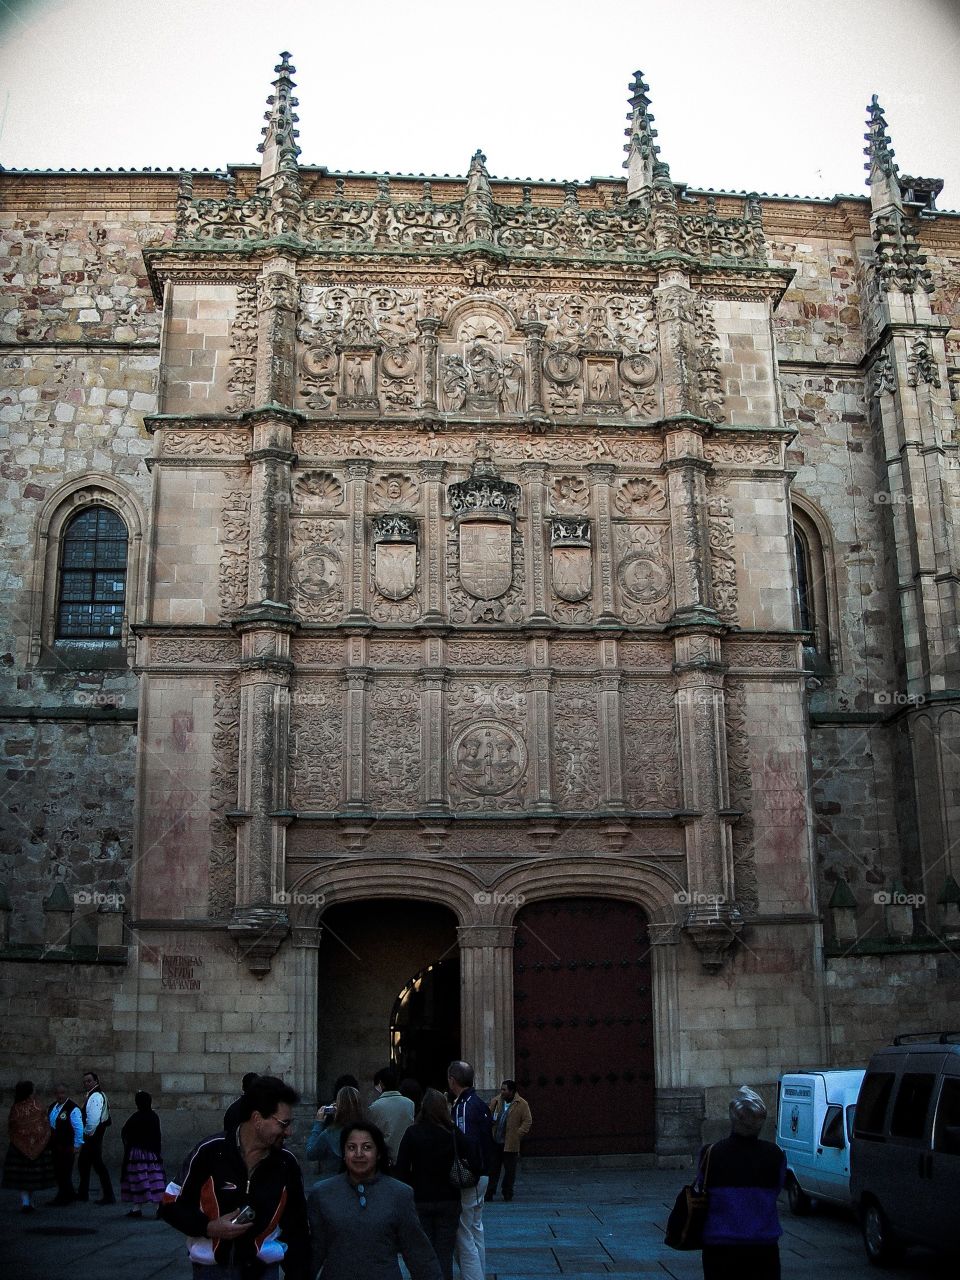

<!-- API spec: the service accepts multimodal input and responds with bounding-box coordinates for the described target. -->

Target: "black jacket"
[158,1127,310,1279]
[450,1088,494,1176]
[394,1120,476,1202]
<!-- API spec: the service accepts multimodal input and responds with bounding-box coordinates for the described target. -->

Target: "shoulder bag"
[664,1144,712,1251]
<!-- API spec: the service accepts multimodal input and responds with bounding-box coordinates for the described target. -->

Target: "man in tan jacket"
[484,1080,532,1203]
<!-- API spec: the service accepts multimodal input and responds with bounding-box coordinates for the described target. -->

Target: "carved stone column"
[588,463,618,622]
[344,460,370,622]
[663,426,718,626]
[244,407,297,607]
[674,633,741,970]
[255,256,299,408]
[343,637,368,810]
[457,924,516,1091]
[291,927,321,1095]
[654,268,698,418]
[520,462,549,620]
[526,663,553,811]
[422,636,447,810]
[597,637,626,809]
[520,316,548,422]
[421,461,446,623]
[418,315,440,417]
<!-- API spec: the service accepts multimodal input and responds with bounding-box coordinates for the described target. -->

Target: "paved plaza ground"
[6,1164,954,1279]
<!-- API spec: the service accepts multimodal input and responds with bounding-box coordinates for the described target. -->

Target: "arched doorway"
[513,897,654,1155]
[316,899,460,1101]
[390,955,461,1087]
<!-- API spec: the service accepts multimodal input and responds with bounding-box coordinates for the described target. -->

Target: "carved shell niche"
[550,475,590,512]
[372,472,420,509]
[614,476,667,517]
[294,470,345,510]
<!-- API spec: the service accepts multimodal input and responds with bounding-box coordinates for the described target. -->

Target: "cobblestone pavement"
[5,1166,954,1279]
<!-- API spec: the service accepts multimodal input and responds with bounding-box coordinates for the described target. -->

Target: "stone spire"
[463,149,495,243]
[864,94,902,215]
[259,51,301,183]
[623,71,665,200]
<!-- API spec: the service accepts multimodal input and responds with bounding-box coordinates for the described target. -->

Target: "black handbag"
[449,1126,479,1190]
[664,1144,712,1251]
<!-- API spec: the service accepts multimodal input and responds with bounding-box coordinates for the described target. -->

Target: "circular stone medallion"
[452,720,527,796]
[617,552,670,604]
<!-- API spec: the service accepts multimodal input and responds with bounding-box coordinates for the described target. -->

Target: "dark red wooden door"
[513,898,655,1155]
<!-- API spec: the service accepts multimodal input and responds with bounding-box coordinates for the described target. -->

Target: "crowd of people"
[5,1066,785,1279]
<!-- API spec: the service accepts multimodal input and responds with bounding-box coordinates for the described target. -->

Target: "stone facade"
[1,61,959,1159]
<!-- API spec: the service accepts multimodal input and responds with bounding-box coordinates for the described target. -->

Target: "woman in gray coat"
[308,1120,441,1280]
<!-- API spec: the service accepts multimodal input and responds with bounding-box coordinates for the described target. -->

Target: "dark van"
[850,1032,960,1265]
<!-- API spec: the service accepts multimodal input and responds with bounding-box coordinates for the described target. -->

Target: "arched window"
[56,507,129,640]
[791,498,840,670]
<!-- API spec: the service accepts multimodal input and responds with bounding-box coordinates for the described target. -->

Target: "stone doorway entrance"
[513,898,655,1155]
[315,899,460,1101]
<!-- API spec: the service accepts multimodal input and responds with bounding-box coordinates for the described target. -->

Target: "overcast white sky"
[0,0,958,208]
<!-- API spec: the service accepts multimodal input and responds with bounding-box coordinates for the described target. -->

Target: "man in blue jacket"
[447,1060,493,1280]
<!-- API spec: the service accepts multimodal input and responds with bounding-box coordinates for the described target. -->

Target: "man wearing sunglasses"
[159,1075,310,1280]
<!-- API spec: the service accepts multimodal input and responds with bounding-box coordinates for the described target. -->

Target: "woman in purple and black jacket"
[700,1085,786,1280]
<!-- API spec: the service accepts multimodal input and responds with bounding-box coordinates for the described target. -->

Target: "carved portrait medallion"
[291,548,342,599]
[458,520,513,600]
[617,552,670,604]
[453,720,527,796]
[619,353,658,388]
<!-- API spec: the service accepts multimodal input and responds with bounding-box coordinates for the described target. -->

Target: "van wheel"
[862,1201,902,1267]
[787,1175,812,1215]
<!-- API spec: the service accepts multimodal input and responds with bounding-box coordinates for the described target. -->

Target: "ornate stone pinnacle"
[259,50,301,182]
[864,94,901,213]
[624,69,665,200]
[463,149,494,243]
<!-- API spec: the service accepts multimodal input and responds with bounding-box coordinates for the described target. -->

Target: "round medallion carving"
[291,548,342,599]
[543,350,582,385]
[453,720,526,796]
[619,353,657,388]
[617,552,670,604]
[301,346,338,378]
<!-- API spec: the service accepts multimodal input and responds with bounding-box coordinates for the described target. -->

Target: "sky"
[0,0,958,208]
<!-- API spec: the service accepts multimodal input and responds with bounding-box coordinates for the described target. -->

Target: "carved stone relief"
[367,679,422,810]
[614,476,668,518]
[446,638,527,668]
[161,429,249,457]
[549,475,591,512]
[290,517,345,622]
[225,281,257,413]
[219,486,250,619]
[370,513,420,622]
[372,471,420,509]
[289,677,343,810]
[614,524,673,623]
[293,469,345,510]
[294,428,663,466]
[707,485,739,621]
[725,679,759,910]
[151,638,239,666]
[209,674,241,917]
[552,679,601,809]
[447,682,528,809]
[622,679,680,809]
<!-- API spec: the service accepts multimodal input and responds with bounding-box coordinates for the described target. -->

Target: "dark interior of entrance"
[316,899,460,1104]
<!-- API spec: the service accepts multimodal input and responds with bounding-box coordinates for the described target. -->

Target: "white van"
[777,1069,865,1213]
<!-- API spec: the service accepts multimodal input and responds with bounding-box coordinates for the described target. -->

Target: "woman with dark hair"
[305,1085,364,1180]
[3,1080,55,1212]
[308,1120,441,1280]
[120,1090,166,1218]
[394,1088,475,1280]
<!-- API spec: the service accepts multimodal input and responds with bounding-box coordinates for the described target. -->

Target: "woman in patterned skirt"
[3,1080,55,1211]
[120,1091,165,1218]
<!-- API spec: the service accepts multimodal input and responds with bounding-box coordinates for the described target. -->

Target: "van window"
[934,1078,960,1155]
[820,1105,844,1149]
[890,1073,936,1140]
[854,1072,895,1138]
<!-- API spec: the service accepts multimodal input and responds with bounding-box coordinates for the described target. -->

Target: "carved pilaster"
[588,463,618,622]
[521,462,549,620]
[520,316,548,423]
[292,936,320,1095]
[654,269,698,418]
[418,315,440,416]
[343,669,369,808]
[598,672,626,809]
[674,652,742,970]
[255,257,298,407]
[526,665,553,809]
[421,461,446,622]
[457,924,516,1089]
[345,460,370,621]
[663,427,718,626]
[245,410,296,607]
[422,665,448,810]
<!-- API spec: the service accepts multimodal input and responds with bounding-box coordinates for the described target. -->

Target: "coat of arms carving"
[372,514,418,601]
[550,516,593,603]
[458,521,512,600]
